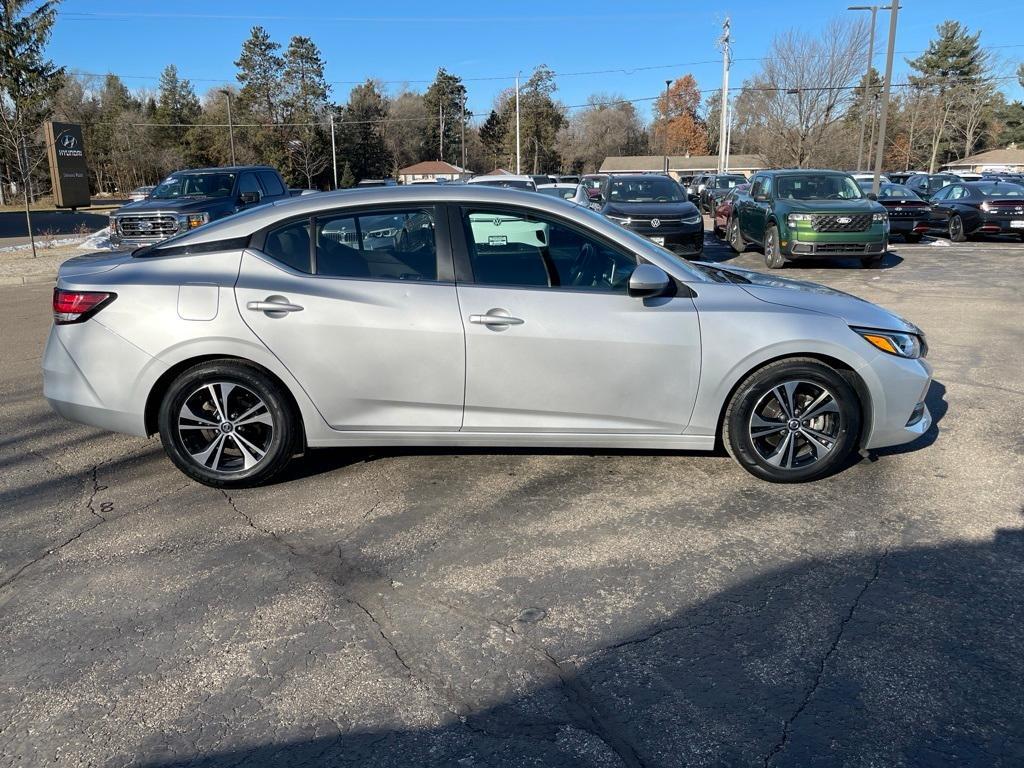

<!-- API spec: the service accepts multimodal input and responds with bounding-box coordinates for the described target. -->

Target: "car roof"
[468,174,534,183]
[606,173,676,182]
[760,168,853,176]
[165,165,278,174]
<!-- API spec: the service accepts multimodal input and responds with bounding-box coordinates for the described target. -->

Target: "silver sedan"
[44,186,932,486]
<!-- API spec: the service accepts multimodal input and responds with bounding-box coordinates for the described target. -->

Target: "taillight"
[52,288,116,325]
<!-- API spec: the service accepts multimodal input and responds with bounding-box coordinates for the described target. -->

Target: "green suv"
[727,169,889,268]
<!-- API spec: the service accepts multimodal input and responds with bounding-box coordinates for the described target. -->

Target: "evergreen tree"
[423,69,467,163]
[0,0,63,248]
[479,110,506,170]
[339,161,355,188]
[281,35,330,188]
[339,80,392,181]
[508,65,565,174]
[235,26,283,122]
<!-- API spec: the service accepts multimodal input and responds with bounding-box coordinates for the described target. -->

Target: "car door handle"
[469,312,524,326]
[247,298,304,313]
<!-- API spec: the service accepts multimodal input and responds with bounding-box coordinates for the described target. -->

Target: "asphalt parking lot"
[1,233,1023,767]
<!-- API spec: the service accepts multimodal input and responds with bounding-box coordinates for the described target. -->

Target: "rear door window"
[315,208,437,281]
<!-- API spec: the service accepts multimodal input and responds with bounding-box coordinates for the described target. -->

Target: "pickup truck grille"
[811,214,872,232]
[115,214,179,238]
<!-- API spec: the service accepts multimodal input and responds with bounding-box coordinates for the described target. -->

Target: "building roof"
[600,154,765,173]
[397,160,469,175]
[942,146,1024,168]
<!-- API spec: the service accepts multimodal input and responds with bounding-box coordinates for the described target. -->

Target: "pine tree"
[0,0,63,253]
[281,36,330,189]
[339,80,392,181]
[510,65,565,174]
[235,26,283,122]
[479,110,505,170]
[339,161,355,188]
[423,69,467,163]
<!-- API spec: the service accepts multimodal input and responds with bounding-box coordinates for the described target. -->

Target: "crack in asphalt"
[761,549,890,768]
[85,462,107,522]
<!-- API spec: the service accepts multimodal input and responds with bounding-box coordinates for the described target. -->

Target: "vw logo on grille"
[836,216,852,224]
[650,218,661,228]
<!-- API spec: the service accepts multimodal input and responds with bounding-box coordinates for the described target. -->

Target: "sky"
[50,0,1023,122]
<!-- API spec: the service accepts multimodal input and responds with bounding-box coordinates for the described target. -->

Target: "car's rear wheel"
[723,358,861,483]
[158,361,298,487]
[764,224,785,269]
[727,217,745,253]
[949,214,967,242]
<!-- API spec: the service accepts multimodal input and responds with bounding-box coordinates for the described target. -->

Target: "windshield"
[537,186,576,199]
[713,176,746,189]
[473,179,535,190]
[775,174,863,200]
[876,184,921,199]
[927,176,957,193]
[607,178,684,203]
[150,172,237,200]
[976,182,1024,197]
[582,177,603,189]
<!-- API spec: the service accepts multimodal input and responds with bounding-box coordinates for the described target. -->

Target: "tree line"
[2,1,1022,208]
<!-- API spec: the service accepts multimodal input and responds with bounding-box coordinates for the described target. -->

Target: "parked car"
[687,172,713,202]
[952,172,983,182]
[905,173,960,200]
[536,183,578,200]
[529,175,552,189]
[356,179,398,187]
[851,172,891,186]
[886,172,919,185]
[859,182,932,243]
[109,166,291,249]
[592,174,703,256]
[727,169,889,268]
[45,185,932,486]
[712,184,749,237]
[926,180,1024,241]
[467,174,537,191]
[128,185,154,202]
[579,174,605,201]
[557,175,580,185]
[698,174,748,215]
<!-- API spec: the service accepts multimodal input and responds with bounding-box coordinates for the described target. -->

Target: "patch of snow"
[79,227,115,251]
[0,236,86,254]
[928,238,951,246]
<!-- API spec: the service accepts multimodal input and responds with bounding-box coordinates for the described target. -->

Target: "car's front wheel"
[158,361,299,487]
[723,358,861,483]
[727,217,745,253]
[764,224,786,269]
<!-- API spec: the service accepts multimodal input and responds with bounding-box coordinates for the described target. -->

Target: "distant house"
[397,161,472,184]
[599,154,766,181]
[942,145,1024,173]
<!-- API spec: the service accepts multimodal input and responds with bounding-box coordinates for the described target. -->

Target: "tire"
[713,222,724,238]
[904,232,922,244]
[764,224,786,269]
[949,214,967,242]
[158,360,299,487]
[727,216,745,253]
[722,358,862,483]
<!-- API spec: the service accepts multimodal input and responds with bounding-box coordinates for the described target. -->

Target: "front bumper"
[787,239,887,257]
[860,353,934,450]
[630,227,704,254]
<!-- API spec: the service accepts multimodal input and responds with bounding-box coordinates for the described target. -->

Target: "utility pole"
[717,17,731,174]
[872,2,899,196]
[219,89,236,165]
[663,79,672,175]
[848,5,890,172]
[330,111,338,189]
[515,72,521,175]
[439,102,444,161]
[461,93,467,170]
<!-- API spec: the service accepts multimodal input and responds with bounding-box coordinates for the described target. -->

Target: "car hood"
[779,198,883,214]
[115,197,227,214]
[709,265,920,334]
[604,201,699,217]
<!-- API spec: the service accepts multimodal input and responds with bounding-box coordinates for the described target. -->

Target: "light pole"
[717,17,731,174]
[871,2,899,196]
[219,89,236,165]
[515,72,521,175]
[848,5,891,172]
[663,79,672,175]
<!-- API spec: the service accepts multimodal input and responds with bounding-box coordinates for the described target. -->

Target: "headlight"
[787,213,812,227]
[682,213,701,225]
[853,327,924,359]
[873,212,890,233]
[606,214,631,226]
[177,212,209,230]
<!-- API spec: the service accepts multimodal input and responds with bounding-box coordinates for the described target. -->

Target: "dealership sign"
[44,122,91,209]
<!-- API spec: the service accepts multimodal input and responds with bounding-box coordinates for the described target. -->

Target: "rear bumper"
[971,216,1024,235]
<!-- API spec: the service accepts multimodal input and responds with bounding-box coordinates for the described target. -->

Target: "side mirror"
[239,191,260,205]
[628,264,671,298]
[866,192,878,201]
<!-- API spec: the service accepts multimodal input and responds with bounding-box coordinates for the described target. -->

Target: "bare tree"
[744,18,869,167]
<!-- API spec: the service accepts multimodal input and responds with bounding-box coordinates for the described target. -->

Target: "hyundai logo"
[60,134,77,149]
[836,216,852,224]
[650,218,661,228]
